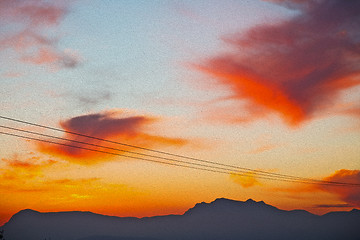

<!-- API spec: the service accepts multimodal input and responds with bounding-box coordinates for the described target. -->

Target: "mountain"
[1,198,359,240]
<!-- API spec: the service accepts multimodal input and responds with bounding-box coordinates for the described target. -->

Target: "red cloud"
[197,0,360,126]
[319,169,360,208]
[37,110,188,164]
[0,0,81,69]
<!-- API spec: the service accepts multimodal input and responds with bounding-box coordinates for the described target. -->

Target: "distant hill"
[1,198,360,240]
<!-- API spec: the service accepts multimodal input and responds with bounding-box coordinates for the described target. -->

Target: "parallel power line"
[0,125,356,186]
[0,116,328,183]
[0,115,359,187]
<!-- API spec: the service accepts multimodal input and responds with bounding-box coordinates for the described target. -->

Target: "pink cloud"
[0,0,81,69]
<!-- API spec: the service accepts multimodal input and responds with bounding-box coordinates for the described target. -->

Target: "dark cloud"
[37,110,188,164]
[76,91,113,108]
[197,0,360,126]
[0,0,81,69]
[314,203,354,208]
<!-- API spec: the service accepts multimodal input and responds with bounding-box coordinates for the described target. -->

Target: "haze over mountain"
[1,198,359,240]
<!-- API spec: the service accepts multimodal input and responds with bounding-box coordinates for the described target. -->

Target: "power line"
[1,130,358,186]
[0,128,359,187]
[1,124,358,186]
[0,130,307,183]
[0,115,359,187]
[0,115,345,185]
[0,124,337,184]
[0,125,275,180]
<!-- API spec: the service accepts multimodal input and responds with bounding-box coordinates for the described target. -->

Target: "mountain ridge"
[2,198,359,240]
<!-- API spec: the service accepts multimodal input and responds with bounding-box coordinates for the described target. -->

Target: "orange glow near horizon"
[1,151,358,226]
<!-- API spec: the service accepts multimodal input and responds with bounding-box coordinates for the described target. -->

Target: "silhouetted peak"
[184,198,277,216]
[19,209,38,213]
[5,209,40,225]
[14,209,39,217]
[212,198,239,204]
[244,199,269,206]
[213,198,265,205]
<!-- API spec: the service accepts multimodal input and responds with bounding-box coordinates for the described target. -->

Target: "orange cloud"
[270,169,360,209]
[37,110,188,164]
[1,154,55,169]
[230,171,261,188]
[196,0,360,126]
[318,169,360,208]
[0,0,81,69]
[340,104,360,118]
[0,154,57,191]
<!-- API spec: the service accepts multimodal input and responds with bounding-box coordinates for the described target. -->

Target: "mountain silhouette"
[1,198,359,240]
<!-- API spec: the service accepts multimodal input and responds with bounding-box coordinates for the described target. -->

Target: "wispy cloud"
[37,109,188,164]
[0,154,56,181]
[196,0,360,126]
[0,0,81,69]
[248,144,277,154]
[21,47,81,68]
[2,71,23,78]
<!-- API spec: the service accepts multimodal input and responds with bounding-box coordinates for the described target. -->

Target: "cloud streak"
[196,0,360,126]
[0,0,81,69]
[314,203,354,208]
[37,110,188,164]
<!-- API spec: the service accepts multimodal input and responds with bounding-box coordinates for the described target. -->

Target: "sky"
[0,0,360,226]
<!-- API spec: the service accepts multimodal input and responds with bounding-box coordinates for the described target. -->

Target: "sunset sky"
[1,0,360,226]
